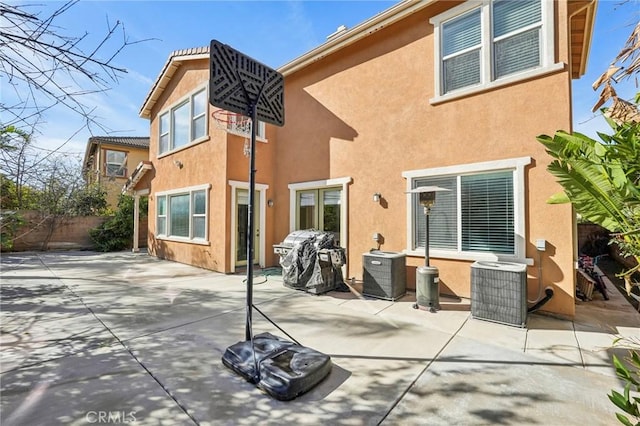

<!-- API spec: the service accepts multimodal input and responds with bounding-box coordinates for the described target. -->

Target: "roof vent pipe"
[326,25,348,40]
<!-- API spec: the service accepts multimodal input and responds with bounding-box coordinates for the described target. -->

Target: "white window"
[432,0,554,98]
[159,87,208,155]
[105,150,127,177]
[157,196,167,236]
[156,184,210,242]
[288,177,352,250]
[159,114,169,154]
[191,190,206,239]
[492,0,542,78]
[442,8,482,94]
[403,157,531,262]
[295,188,342,245]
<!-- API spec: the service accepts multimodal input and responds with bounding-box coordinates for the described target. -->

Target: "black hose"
[528,287,554,313]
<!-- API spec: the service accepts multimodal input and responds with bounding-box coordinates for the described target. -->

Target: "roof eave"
[122,161,153,193]
[569,0,598,79]
[82,139,98,170]
[139,53,209,119]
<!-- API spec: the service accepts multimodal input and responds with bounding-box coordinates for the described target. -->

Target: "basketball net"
[212,109,253,158]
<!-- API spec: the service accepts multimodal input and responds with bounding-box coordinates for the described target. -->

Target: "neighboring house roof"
[83,136,150,170]
[88,136,150,149]
[139,0,598,119]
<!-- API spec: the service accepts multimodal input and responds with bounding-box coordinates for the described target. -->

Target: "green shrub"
[609,337,640,425]
[89,194,145,252]
[0,210,25,251]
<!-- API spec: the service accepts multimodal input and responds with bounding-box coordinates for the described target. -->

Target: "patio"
[1,250,638,425]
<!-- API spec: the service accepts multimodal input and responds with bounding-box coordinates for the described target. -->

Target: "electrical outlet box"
[536,239,546,251]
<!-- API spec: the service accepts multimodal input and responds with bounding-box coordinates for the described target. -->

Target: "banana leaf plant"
[537,119,640,294]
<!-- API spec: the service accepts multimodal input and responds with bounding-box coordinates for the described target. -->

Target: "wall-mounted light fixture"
[373,192,382,203]
[173,160,183,169]
[267,199,274,207]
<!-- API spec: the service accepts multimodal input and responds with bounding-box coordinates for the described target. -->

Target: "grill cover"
[282,230,328,248]
[275,230,345,294]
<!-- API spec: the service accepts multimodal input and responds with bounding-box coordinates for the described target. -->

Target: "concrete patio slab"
[126,309,433,426]
[384,335,622,426]
[456,316,528,351]
[0,344,194,426]
[524,315,583,366]
[1,311,116,374]
[2,250,639,425]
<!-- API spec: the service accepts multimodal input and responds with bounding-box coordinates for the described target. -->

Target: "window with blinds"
[442,9,481,93]
[493,0,542,79]
[414,176,457,250]
[436,0,544,95]
[413,171,515,255]
[461,171,514,254]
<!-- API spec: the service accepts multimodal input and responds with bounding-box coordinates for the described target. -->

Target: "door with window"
[236,189,260,266]
[296,188,341,245]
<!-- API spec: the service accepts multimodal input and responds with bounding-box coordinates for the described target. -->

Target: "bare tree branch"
[0,1,149,135]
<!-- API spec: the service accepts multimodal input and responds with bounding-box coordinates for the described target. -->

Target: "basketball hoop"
[212,109,252,157]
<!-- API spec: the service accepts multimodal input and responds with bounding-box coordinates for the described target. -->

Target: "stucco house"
[83,136,150,208]
[130,0,597,318]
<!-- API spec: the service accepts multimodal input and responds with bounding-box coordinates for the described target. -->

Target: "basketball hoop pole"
[245,98,259,342]
[213,41,332,402]
[208,39,284,344]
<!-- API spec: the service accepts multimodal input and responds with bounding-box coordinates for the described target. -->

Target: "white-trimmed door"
[229,180,268,272]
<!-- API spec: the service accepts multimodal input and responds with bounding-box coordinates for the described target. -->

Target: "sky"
[3,0,639,160]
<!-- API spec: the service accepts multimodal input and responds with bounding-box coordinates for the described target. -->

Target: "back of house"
[133,0,597,318]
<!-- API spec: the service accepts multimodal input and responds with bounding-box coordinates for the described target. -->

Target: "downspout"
[528,244,555,313]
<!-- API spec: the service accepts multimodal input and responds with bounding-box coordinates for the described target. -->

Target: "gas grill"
[273,229,346,294]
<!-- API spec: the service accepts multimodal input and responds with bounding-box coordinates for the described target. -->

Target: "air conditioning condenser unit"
[470,261,527,327]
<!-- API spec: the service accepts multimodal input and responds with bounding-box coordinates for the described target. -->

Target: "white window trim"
[288,177,352,254]
[229,180,269,272]
[157,196,167,236]
[157,84,209,157]
[402,157,532,265]
[105,149,127,178]
[156,183,211,244]
[430,0,558,104]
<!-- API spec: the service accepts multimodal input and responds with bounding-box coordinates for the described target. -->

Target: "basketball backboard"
[209,40,284,127]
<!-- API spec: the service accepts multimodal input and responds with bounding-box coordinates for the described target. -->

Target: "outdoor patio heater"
[408,186,450,312]
[209,40,331,400]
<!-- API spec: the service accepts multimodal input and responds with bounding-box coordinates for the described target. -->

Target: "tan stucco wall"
[272,2,577,317]
[143,1,581,317]
[145,60,278,273]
